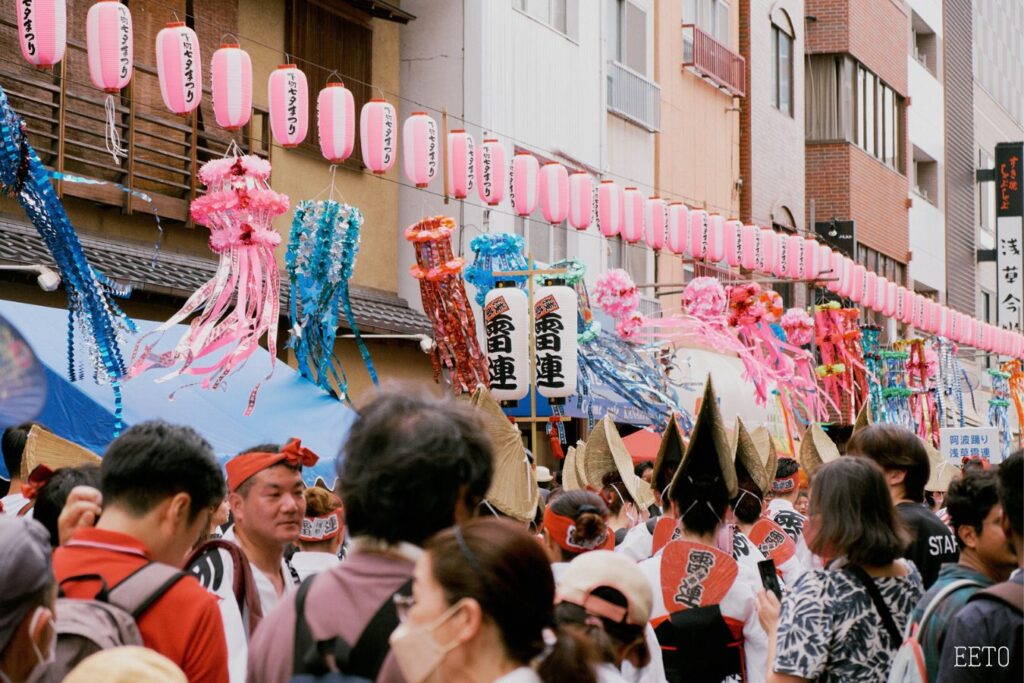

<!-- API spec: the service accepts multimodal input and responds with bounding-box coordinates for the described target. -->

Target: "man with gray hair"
[0,515,56,683]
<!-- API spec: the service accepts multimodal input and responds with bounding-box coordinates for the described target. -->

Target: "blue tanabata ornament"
[285,199,377,402]
[0,84,134,433]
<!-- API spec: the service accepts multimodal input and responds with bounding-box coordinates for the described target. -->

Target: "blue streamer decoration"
[464,233,528,306]
[0,84,133,434]
[285,199,376,402]
[987,369,1011,461]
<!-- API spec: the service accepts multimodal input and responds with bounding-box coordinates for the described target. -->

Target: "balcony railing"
[682,24,746,97]
[607,60,661,133]
[0,18,269,225]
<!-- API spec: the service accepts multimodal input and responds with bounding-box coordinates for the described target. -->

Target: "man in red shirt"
[53,420,230,683]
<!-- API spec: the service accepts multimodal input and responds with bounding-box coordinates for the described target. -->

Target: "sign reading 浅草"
[940,427,1002,464]
[995,142,1023,339]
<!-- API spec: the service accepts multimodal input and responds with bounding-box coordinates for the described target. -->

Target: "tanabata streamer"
[987,368,1011,461]
[879,349,914,431]
[406,216,488,394]
[285,199,376,403]
[129,154,289,414]
[861,326,884,422]
[464,233,529,306]
[904,339,940,447]
[931,337,965,430]
[814,302,867,423]
[0,84,134,433]
[551,259,685,431]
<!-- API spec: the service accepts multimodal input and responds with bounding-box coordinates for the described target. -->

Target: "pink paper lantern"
[872,276,887,313]
[772,234,790,277]
[317,82,355,162]
[360,99,397,174]
[688,210,709,259]
[477,138,505,206]
[212,44,252,131]
[705,215,726,262]
[446,130,474,200]
[757,228,777,273]
[568,172,592,230]
[949,311,962,342]
[818,244,832,271]
[911,295,926,328]
[938,307,951,338]
[402,112,439,188]
[621,188,645,244]
[87,1,131,91]
[539,163,569,224]
[979,324,991,350]
[841,258,858,297]
[740,225,760,270]
[510,153,540,217]
[268,64,308,146]
[826,252,845,293]
[929,300,942,334]
[667,203,688,255]
[962,317,975,346]
[17,0,66,67]
[784,235,804,280]
[883,281,898,316]
[801,238,820,280]
[845,265,865,301]
[156,22,202,116]
[644,197,667,251]
[597,180,623,238]
[862,272,877,309]
[723,220,742,267]
[447,130,474,199]
[896,287,913,323]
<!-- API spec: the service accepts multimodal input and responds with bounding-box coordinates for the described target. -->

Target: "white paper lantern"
[534,284,578,402]
[483,286,530,403]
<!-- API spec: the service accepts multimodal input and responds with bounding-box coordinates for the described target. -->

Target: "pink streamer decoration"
[127,155,289,414]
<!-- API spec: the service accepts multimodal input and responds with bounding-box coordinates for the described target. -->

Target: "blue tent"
[0,300,357,484]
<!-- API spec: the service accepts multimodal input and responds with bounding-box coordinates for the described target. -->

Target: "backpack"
[44,563,186,681]
[886,578,984,683]
[291,574,413,682]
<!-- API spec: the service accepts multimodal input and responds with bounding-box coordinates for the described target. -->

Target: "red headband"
[772,473,798,494]
[226,438,319,492]
[543,507,614,553]
[21,464,56,501]
[299,509,344,542]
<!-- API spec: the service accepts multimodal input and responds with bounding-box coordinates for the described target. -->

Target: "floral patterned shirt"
[774,560,924,682]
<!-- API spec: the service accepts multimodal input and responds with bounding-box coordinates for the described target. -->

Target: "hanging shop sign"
[534,283,578,402]
[484,286,530,403]
[995,142,1023,337]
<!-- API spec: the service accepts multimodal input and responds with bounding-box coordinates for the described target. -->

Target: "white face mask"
[388,600,465,683]
[610,484,639,529]
[25,607,55,683]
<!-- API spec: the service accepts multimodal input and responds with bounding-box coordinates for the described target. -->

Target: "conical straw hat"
[734,418,771,496]
[925,440,960,493]
[562,445,581,491]
[470,386,538,522]
[668,377,738,499]
[799,423,841,477]
[750,426,779,485]
[852,401,872,434]
[583,415,656,510]
[652,415,686,496]
[20,425,100,479]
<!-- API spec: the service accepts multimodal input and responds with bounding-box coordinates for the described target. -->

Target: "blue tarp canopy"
[0,300,356,484]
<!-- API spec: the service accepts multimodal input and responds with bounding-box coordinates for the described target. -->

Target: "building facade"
[0,0,434,406]
[803,0,911,333]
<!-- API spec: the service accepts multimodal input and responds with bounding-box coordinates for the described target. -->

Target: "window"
[613,0,647,74]
[288,1,371,166]
[684,0,729,44]
[854,65,902,170]
[772,25,793,116]
[912,150,938,204]
[517,0,569,36]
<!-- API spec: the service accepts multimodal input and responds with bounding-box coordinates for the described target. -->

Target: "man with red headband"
[188,438,317,683]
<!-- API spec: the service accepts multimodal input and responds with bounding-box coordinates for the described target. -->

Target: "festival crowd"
[0,384,1021,683]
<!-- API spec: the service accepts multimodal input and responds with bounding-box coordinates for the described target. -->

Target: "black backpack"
[291,574,413,682]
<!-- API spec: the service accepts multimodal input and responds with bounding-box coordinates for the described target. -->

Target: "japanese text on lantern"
[485,296,518,392]
[21,1,36,56]
[118,11,130,77]
[535,295,565,389]
[181,32,196,103]
[286,73,299,135]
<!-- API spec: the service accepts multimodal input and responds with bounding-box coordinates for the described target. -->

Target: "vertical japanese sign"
[483,287,530,404]
[534,284,578,402]
[995,142,1023,335]
[940,427,1001,464]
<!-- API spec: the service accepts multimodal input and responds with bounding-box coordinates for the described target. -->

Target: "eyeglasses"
[393,593,417,623]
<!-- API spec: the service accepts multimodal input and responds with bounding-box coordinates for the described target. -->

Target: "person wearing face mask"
[0,516,56,683]
[391,518,599,683]
[52,421,229,683]
[246,389,495,683]
[636,379,768,683]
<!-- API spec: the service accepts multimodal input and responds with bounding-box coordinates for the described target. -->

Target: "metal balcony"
[682,24,746,97]
[607,60,662,133]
